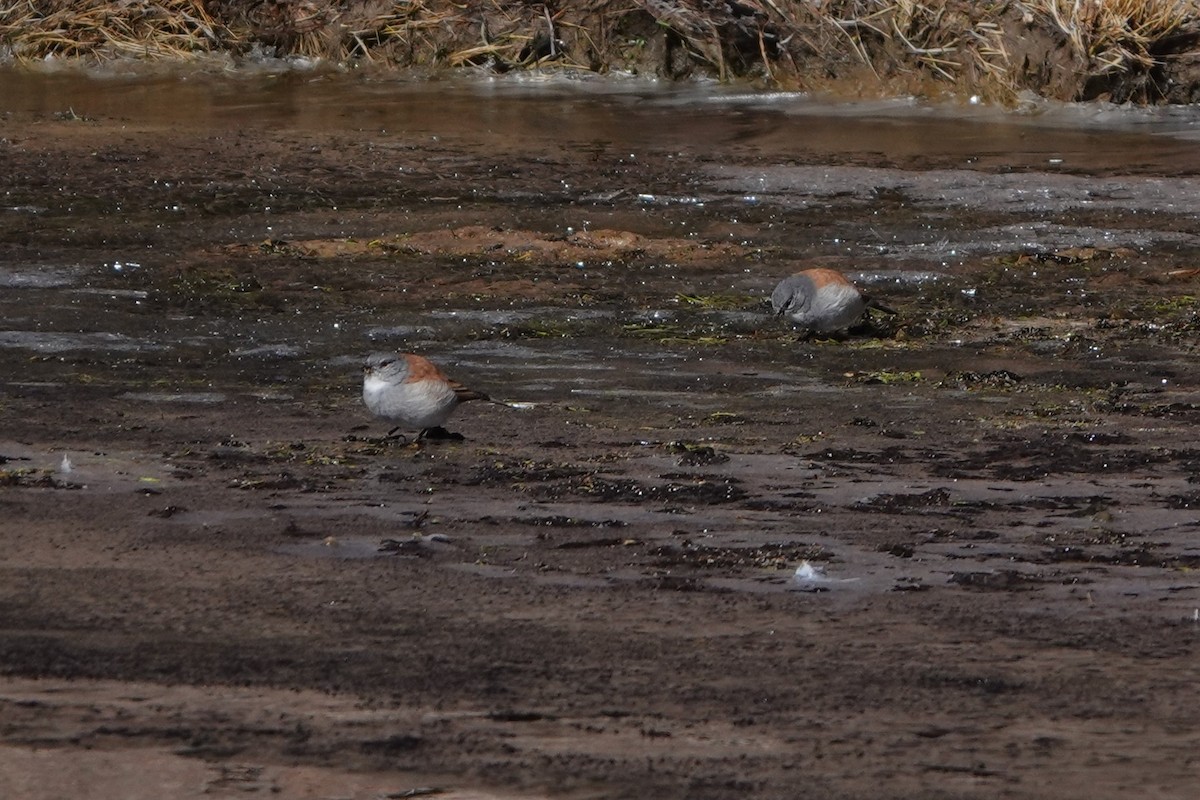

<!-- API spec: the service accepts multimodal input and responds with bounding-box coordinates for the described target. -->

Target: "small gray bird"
[362,352,489,441]
[771,268,894,333]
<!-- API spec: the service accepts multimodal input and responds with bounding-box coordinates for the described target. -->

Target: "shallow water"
[5,68,1200,588]
[9,67,1200,150]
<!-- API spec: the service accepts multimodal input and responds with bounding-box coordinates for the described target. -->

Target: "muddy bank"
[5,1,1200,104]
[3,76,1200,798]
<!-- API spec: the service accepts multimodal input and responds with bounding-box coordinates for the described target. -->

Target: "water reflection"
[5,69,1200,173]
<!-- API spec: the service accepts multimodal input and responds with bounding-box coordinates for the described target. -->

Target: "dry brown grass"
[1027,0,1194,72]
[0,0,228,61]
[2,1,1199,102]
[713,1,1018,97]
[741,1,1199,100]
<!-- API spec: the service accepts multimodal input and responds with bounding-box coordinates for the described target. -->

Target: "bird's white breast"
[362,375,392,405]
[363,374,456,428]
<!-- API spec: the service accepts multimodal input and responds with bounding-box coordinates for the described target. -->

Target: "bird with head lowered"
[771,268,896,335]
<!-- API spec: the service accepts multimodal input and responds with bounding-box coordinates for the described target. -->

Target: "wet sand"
[3,73,1200,799]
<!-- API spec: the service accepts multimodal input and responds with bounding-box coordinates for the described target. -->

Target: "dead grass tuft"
[0,0,228,61]
[1027,0,1193,73]
[2,1,1200,103]
[810,1,1016,95]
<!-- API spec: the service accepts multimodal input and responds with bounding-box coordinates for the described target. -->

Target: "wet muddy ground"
[3,73,1200,799]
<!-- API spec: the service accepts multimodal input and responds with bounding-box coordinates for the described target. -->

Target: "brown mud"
[3,74,1200,798]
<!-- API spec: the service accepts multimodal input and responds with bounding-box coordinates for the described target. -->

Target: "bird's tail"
[865,295,898,315]
[449,382,542,409]
[453,387,490,403]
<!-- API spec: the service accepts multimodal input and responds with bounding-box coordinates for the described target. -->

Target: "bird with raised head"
[362,351,489,441]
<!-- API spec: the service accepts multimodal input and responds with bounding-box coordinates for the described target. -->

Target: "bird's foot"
[419,426,464,442]
[377,427,411,445]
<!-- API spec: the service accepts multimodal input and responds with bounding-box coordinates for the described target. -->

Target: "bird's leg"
[381,426,410,445]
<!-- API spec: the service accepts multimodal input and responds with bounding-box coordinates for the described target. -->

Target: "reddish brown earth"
[2,74,1200,799]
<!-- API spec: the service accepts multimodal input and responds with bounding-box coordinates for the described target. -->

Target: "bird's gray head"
[771,275,811,316]
[363,352,407,379]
